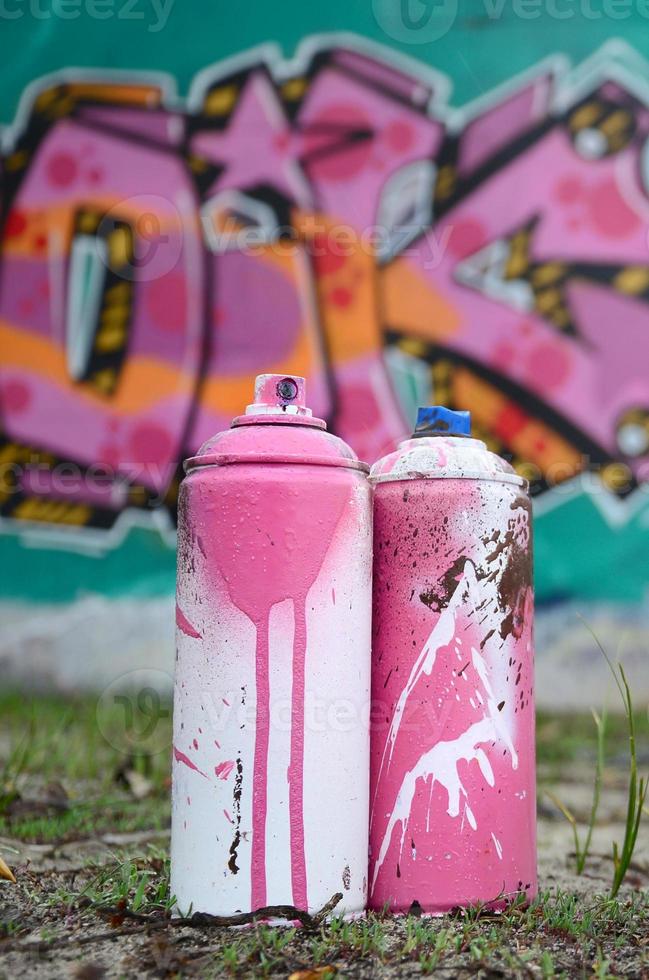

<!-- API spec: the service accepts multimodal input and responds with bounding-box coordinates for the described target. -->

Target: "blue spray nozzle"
[413,406,471,437]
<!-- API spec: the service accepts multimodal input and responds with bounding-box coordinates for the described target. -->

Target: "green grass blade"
[578,708,606,875]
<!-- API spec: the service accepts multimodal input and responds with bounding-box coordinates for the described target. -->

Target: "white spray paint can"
[171,374,372,916]
[369,406,536,912]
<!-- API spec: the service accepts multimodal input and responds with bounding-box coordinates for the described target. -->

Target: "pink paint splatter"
[383,119,415,153]
[491,341,517,371]
[146,271,188,332]
[329,285,353,308]
[173,746,207,778]
[46,152,78,187]
[585,177,640,238]
[448,217,487,259]
[175,604,201,639]
[4,210,27,237]
[524,341,572,390]
[215,760,235,780]
[128,423,173,468]
[554,174,582,204]
[2,380,31,413]
[310,232,347,276]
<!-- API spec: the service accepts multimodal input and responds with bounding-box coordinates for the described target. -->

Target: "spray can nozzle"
[276,377,299,402]
[413,406,471,438]
[244,374,312,417]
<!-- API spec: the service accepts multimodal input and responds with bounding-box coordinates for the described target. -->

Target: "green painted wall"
[3,0,649,120]
[1,0,648,607]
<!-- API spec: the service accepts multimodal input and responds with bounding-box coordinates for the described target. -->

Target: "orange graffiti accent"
[2,208,74,260]
[35,82,165,111]
[3,202,195,260]
[63,82,165,107]
[381,256,461,341]
[294,210,384,363]
[0,321,195,414]
[453,369,583,484]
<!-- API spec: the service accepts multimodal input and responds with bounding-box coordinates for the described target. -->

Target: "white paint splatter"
[371,716,501,890]
[370,577,460,820]
[491,832,503,860]
[371,562,518,890]
[471,643,518,770]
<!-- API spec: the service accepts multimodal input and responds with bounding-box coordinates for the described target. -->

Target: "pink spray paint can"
[368,406,536,913]
[171,374,372,916]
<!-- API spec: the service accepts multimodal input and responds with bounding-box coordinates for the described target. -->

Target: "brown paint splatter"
[480,628,495,650]
[419,554,467,611]
[228,757,243,875]
[497,529,532,641]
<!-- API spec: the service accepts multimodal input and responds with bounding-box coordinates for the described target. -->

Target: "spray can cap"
[413,405,471,437]
[187,372,368,472]
[244,374,312,418]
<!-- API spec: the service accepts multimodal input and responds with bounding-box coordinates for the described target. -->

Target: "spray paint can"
[171,374,372,916]
[368,406,536,913]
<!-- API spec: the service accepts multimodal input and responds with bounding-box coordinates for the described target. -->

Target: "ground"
[0,695,648,979]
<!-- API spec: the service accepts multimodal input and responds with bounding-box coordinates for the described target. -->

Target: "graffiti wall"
[1,35,648,698]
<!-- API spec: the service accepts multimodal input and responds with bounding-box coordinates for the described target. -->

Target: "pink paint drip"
[288,600,308,910]
[252,617,270,908]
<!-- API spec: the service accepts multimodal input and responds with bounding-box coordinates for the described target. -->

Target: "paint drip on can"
[368,406,537,913]
[171,375,372,917]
